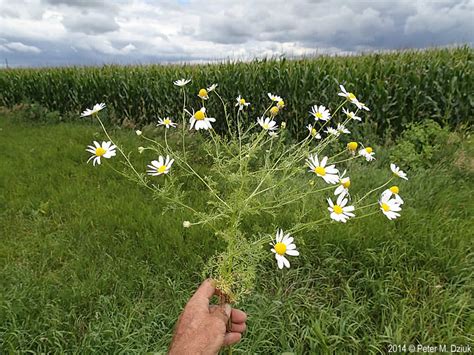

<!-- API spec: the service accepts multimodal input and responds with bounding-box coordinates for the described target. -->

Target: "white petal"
[320,156,328,167]
[277,256,284,269]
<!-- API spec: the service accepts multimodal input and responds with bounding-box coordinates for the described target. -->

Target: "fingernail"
[224,304,231,318]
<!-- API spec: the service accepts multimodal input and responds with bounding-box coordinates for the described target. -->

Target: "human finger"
[223,332,242,346]
[209,303,231,324]
[231,309,247,323]
[189,279,216,307]
[230,322,246,333]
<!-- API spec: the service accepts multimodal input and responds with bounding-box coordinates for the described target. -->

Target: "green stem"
[356,177,394,204]
[214,91,232,137]
[181,88,187,157]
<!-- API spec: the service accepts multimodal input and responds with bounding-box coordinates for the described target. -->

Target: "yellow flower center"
[365,147,373,153]
[389,186,399,194]
[198,88,208,98]
[381,203,390,212]
[333,205,343,214]
[314,166,326,176]
[239,98,246,105]
[342,179,351,188]
[348,92,356,100]
[164,118,171,125]
[270,106,279,116]
[194,110,205,120]
[315,112,323,119]
[158,165,167,173]
[274,242,286,255]
[262,123,270,130]
[95,147,106,156]
[311,128,317,136]
[277,100,284,108]
[347,142,358,151]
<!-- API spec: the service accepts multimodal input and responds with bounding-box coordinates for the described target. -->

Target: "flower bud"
[183,221,191,228]
[347,141,358,151]
[270,106,279,117]
[138,146,145,154]
[135,130,142,136]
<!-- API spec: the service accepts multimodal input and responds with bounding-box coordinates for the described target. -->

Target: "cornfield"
[0,47,472,137]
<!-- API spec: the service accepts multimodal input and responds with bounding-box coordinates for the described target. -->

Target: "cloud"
[404,0,474,46]
[0,0,471,67]
[2,41,41,54]
[61,13,120,35]
[43,0,109,7]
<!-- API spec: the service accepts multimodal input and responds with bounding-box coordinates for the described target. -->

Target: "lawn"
[0,110,473,353]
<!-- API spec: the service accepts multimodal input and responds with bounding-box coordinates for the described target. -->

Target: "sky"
[0,0,472,67]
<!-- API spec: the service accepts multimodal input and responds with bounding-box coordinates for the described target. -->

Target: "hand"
[169,279,247,355]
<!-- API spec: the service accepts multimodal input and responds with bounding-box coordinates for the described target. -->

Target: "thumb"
[209,303,231,324]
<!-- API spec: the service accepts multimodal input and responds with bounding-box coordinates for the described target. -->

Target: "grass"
[0,110,473,353]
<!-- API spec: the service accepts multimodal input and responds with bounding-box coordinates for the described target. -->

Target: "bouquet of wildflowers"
[82,80,408,305]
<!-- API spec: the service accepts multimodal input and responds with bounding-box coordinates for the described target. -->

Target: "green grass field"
[0,109,473,353]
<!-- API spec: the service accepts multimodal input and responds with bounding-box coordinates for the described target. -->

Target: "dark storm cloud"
[193,0,473,51]
[0,0,472,67]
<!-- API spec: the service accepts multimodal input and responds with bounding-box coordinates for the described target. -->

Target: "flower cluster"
[80,80,409,300]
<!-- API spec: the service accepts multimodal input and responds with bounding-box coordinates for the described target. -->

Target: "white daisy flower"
[338,84,358,102]
[157,117,177,129]
[198,88,209,100]
[325,127,340,137]
[381,186,404,204]
[81,103,106,117]
[306,154,339,184]
[379,193,402,220]
[390,163,408,180]
[336,123,350,134]
[327,194,355,223]
[309,104,331,122]
[173,78,191,87]
[334,170,351,197]
[147,155,174,176]
[359,147,375,161]
[338,86,370,111]
[353,99,370,111]
[86,140,116,166]
[306,124,322,139]
[207,83,218,92]
[235,95,250,110]
[267,93,282,102]
[271,229,299,269]
[189,107,216,130]
[342,108,362,121]
[257,116,278,132]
